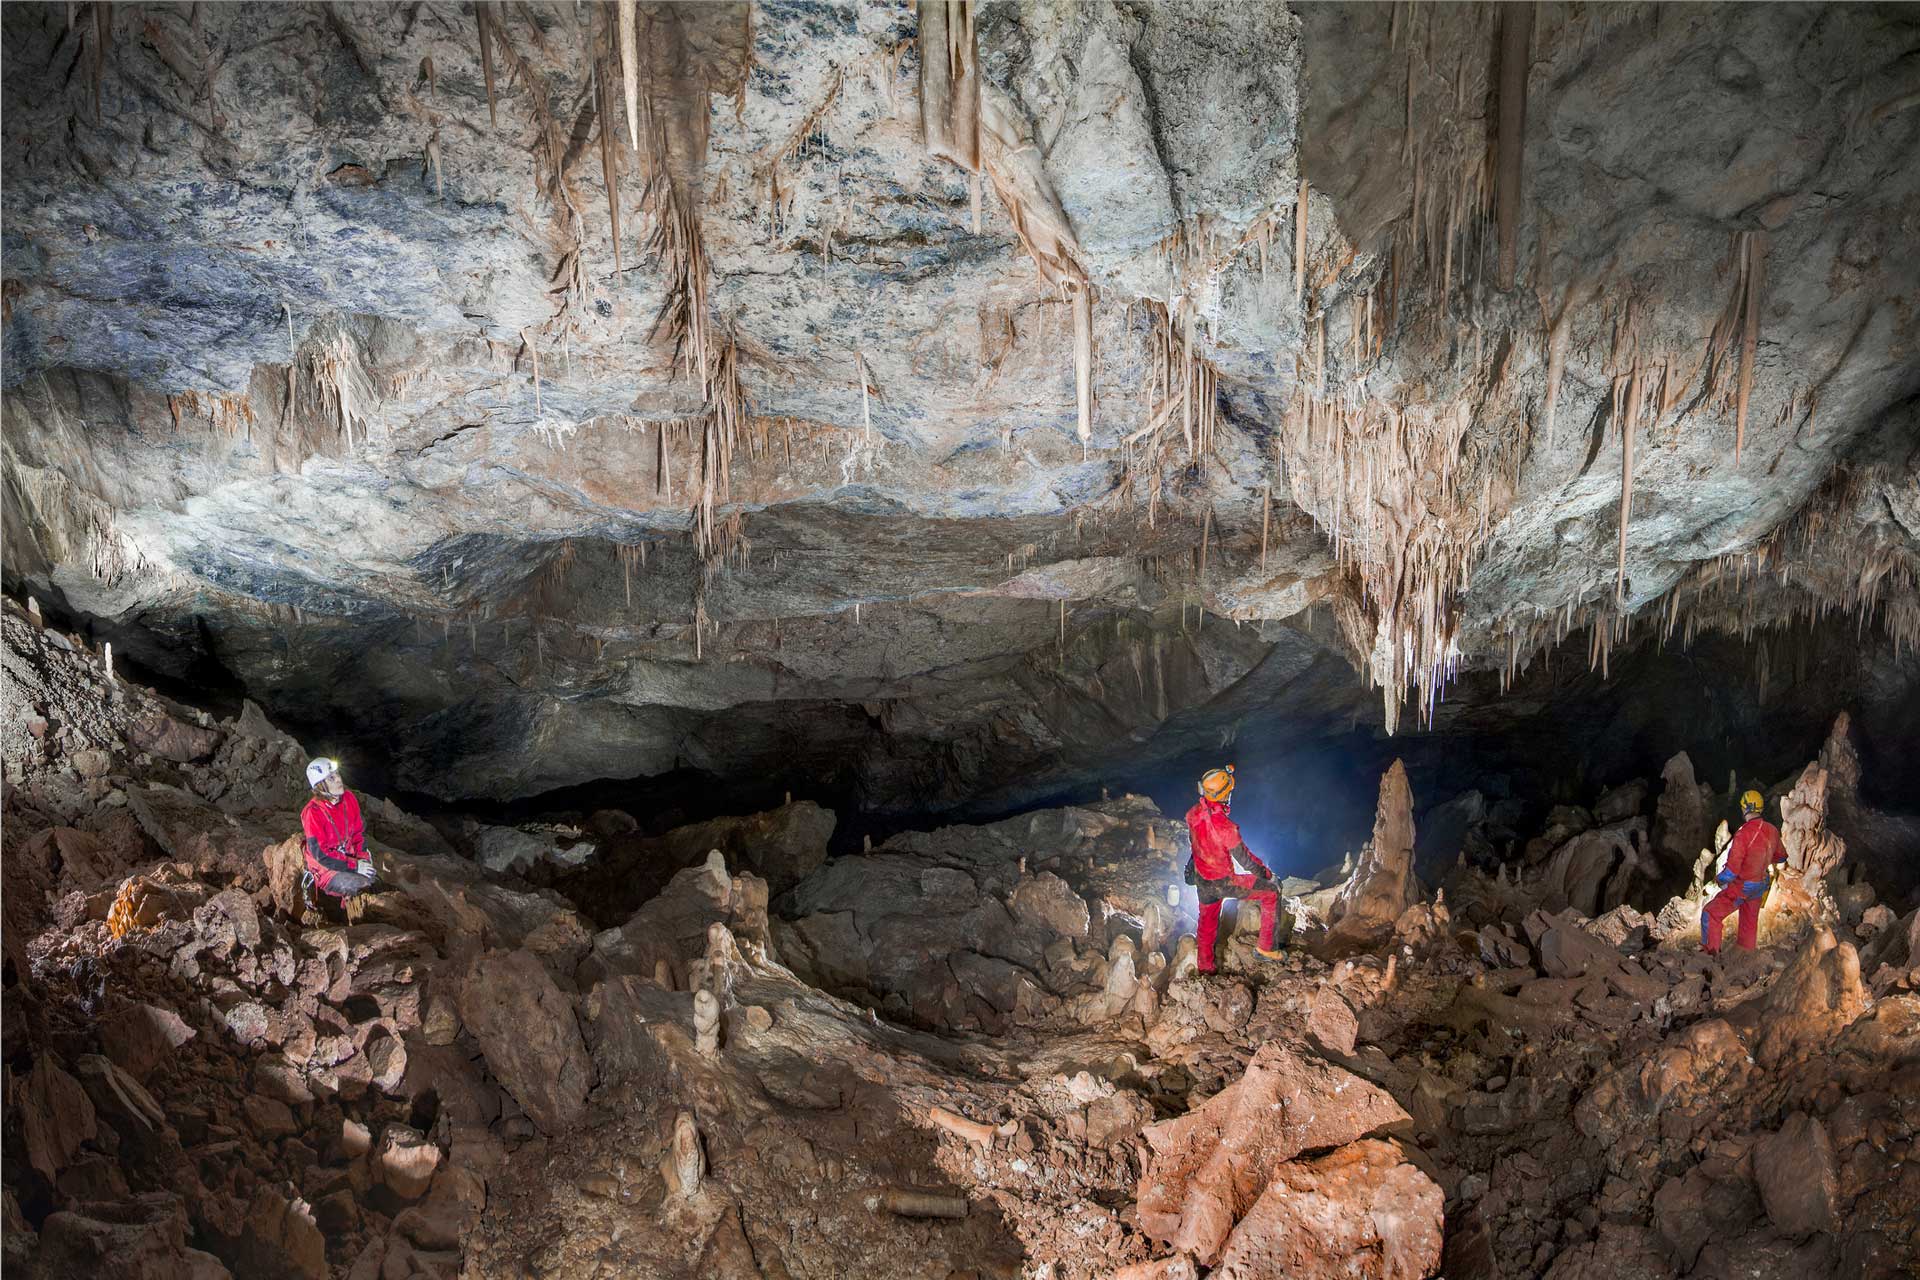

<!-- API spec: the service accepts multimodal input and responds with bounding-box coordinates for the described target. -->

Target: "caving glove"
[1715,868,1736,887]
[356,859,375,879]
[1183,857,1198,887]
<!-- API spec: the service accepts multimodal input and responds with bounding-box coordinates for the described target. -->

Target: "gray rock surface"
[1,2,1916,813]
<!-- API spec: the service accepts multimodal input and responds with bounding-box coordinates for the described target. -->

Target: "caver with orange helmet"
[1183,764,1283,973]
[1702,788,1786,955]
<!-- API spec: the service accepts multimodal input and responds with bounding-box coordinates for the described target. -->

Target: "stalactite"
[617,0,640,151]
[596,54,623,274]
[1494,4,1533,291]
[1260,484,1272,569]
[1294,177,1309,306]
[1073,285,1093,458]
[476,3,497,128]
[1735,230,1769,462]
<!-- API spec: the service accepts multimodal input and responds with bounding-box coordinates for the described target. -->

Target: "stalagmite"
[669,1112,704,1195]
[692,988,720,1055]
[25,597,41,628]
[102,642,112,681]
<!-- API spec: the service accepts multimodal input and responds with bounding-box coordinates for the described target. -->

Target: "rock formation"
[1319,760,1419,956]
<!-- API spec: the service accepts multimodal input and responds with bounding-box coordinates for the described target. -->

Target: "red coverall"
[1701,817,1786,953]
[1185,798,1280,972]
[302,789,368,898]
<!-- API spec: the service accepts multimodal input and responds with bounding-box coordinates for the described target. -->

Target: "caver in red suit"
[1184,766,1282,974]
[1702,793,1787,954]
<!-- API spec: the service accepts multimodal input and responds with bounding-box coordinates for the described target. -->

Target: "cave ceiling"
[3,1,1917,809]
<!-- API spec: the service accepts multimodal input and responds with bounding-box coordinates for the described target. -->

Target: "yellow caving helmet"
[1740,789,1764,816]
[1200,765,1236,802]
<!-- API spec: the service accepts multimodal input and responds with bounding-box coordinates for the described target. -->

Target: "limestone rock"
[457,949,593,1135]
[1320,761,1417,956]
[1753,1112,1838,1237]
[1747,927,1868,1069]
[27,1193,224,1280]
[1593,779,1650,823]
[20,1059,96,1183]
[1009,871,1092,940]
[1136,1043,1416,1264]
[1210,1139,1443,1280]
[1652,752,1714,875]
[98,1001,196,1083]
[376,1125,444,1201]
[1540,821,1653,918]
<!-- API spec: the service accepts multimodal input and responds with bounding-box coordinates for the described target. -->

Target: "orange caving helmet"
[1740,789,1764,817]
[1200,765,1236,802]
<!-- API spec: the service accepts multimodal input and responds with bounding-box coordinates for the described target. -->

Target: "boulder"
[1754,1112,1839,1237]
[1209,1139,1443,1280]
[1136,1044,1419,1265]
[1594,779,1650,823]
[375,1125,443,1200]
[1008,871,1091,940]
[1319,761,1418,956]
[457,949,593,1135]
[1745,927,1869,1069]
[20,1059,96,1183]
[98,1002,196,1083]
[126,713,221,763]
[1306,986,1359,1056]
[1540,821,1653,918]
[27,1193,227,1280]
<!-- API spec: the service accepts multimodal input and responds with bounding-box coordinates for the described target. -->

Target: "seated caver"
[1183,765,1284,975]
[301,757,376,905]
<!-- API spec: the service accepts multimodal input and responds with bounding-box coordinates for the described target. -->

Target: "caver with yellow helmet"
[1183,764,1284,974]
[299,757,377,909]
[1701,788,1786,955]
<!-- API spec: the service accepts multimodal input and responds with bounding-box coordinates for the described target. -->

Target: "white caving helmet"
[305,757,341,790]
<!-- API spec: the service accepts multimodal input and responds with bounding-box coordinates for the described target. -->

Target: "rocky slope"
[7,597,1919,1278]
[3,2,1917,811]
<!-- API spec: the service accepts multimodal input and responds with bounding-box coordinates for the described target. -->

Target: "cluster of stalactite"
[1279,389,1526,732]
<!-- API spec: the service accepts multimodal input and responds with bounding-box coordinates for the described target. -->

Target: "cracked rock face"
[3,2,1917,809]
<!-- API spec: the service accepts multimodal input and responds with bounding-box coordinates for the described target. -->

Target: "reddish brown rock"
[1320,761,1418,957]
[1210,1139,1443,1280]
[457,948,592,1134]
[20,1059,96,1183]
[1746,927,1869,1069]
[375,1125,444,1200]
[127,713,221,763]
[1753,1112,1838,1237]
[1306,986,1359,1056]
[98,1001,196,1083]
[1136,1044,1416,1264]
